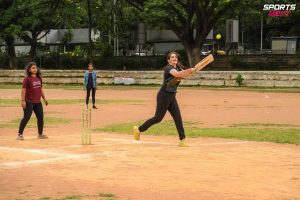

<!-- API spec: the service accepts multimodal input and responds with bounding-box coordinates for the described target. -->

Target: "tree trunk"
[4,35,17,69]
[179,27,209,67]
[184,45,202,67]
[87,0,93,63]
[28,40,37,62]
[174,26,207,67]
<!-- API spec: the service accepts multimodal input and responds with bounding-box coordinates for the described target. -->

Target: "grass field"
[0,117,71,128]
[96,121,300,145]
[37,193,118,200]
[1,83,300,93]
[1,84,299,145]
[1,85,300,200]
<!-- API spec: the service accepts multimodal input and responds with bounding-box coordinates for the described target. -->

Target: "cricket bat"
[194,54,214,72]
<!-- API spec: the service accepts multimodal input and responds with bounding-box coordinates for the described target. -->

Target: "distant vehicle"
[201,50,211,55]
[134,52,146,56]
[216,50,226,55]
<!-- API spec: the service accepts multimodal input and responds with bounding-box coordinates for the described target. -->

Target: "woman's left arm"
[41,87,48,106]
[170,68,195,78]
[181,67,196,78]
[94,71,97,89]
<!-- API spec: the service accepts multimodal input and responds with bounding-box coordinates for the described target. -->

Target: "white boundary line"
[0,139,250,151]
[0,154,88,168]
[0,139,250,168]
[0,146,66,156]
[0,133,108,141]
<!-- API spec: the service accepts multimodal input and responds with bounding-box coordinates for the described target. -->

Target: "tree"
[86,0,93,62]
[15,0,66,61]
[0,0,84,67]
[80,0,137,58]
[0,0,21,68]
[76,0,116,61]
[0,0,13,8]
[126,0,241,66]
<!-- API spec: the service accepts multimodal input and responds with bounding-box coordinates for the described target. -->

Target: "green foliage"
[94,42,113,57]
[235,73,244,86]
[229,57,283,70]
[37,193,118,200]
[54,195,82,200]
[2,0,299,68]
[0,0,22,37]
[38,197,51,200]
[73,46,85,57]
[62,28,74,44]
[230,57,249,69]
[143,0,172,28]
[42,52,86,69]
[0,51,9,67]
[128,0,244,65]
[97,193,118,200]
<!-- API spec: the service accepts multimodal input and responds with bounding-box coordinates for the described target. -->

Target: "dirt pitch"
[0,87,300,200]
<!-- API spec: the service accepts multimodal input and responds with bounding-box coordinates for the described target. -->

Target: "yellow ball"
[216,34,221,40]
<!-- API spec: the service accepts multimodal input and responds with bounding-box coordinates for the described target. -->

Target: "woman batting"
[17,62,48,140]
[133,51,195,147]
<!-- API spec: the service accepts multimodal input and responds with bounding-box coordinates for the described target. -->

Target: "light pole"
[260,15,263,53]
[113,0,119,56]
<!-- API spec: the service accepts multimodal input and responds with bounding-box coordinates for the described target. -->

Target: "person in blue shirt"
[133,51,195,147]
[84,63,98,109]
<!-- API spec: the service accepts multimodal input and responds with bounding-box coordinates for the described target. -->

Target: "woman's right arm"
[21,88,26,109]
[170,68,195,78]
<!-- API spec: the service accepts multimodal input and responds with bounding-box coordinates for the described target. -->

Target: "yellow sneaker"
[178,139,189,147]
[133,126,140,141]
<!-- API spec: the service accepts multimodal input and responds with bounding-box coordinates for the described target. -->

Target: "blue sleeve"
[94,71,97,87]
[84,72,87,86]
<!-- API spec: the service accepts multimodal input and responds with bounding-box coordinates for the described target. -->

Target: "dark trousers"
[18,102,44,135]
[139,90,185,140]
[86,87,96,105]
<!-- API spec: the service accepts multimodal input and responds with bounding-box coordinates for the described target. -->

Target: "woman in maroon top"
[17,62,49,140]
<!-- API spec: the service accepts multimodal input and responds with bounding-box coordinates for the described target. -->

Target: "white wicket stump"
[81,107,92,145]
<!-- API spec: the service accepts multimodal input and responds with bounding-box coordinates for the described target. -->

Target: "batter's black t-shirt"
[160,64,182,93]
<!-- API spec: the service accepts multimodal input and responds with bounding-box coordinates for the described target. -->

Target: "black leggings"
[86,87,96,105]
[139,90,185,140]
[18,102,44,135]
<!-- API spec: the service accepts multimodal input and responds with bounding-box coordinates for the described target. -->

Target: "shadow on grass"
[0,117,71,129]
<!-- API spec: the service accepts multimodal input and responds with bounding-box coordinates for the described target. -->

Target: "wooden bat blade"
[194,54,214,72]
